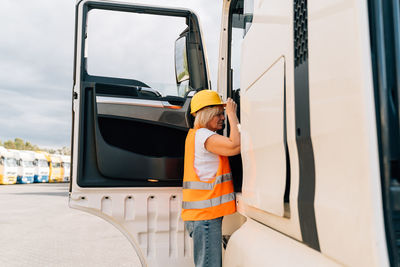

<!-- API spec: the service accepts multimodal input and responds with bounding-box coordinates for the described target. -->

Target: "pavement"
[0,183,141,267]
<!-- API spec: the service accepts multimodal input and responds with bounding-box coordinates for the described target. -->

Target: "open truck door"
[70,1,210,266]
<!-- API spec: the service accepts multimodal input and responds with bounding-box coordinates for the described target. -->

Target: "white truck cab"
[49,154,63,183]
[11,150,35,184]
[70,0,400,266]
[0,147,18,184]
[31,151,50,183]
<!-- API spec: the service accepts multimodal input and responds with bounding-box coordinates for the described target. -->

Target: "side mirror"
[175,36,190,96]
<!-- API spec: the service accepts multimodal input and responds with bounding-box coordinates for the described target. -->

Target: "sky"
[0,0,222,148]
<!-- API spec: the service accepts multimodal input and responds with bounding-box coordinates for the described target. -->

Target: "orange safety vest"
[181,128,236,221]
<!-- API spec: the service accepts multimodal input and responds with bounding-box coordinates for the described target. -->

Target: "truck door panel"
[70,1,209,266]
[73,1,208,187]
[241,57,287,217]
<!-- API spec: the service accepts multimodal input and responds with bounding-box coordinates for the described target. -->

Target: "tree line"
[0,138,71,155]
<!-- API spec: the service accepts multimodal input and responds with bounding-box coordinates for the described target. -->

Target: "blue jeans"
[185,217,223,267]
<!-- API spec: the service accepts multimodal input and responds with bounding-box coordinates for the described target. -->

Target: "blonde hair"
[193,105,223,129]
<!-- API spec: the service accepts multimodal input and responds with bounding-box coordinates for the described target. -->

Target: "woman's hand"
[225,98,237,117]
[225,98,239,128]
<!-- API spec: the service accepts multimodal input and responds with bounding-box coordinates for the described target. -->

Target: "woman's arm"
[205,98,241,156]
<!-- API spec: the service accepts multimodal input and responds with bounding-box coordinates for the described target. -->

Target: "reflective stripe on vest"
[182,173,232,190]
[182,192,235,209]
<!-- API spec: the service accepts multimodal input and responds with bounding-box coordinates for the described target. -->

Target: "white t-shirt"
[194,128,219,182]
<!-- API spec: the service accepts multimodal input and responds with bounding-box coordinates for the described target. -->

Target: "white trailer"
[69,0,400,266]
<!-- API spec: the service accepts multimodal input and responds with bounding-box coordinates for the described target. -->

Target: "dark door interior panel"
[94,116,185,181]
[77,85,187,187]
[97,117,187,157]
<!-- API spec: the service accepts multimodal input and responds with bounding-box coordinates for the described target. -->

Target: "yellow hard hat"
[190,90,225,114]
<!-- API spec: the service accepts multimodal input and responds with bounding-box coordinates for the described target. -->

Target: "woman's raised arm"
[205,98,241,156]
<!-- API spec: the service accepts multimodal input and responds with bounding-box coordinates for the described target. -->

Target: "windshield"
[23,161,34,167]
[63,163,70,169]
[52,162,61,168]
[39,160,49,167]
[5,158,17,167]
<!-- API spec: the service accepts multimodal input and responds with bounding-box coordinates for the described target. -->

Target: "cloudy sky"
[0,0,222,148]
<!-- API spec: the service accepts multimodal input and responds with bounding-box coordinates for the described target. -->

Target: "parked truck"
[12,150,35,184]
[0,147,18,185]
[31,151,50,183]
[49,154,63,183]
[69,0,400,266]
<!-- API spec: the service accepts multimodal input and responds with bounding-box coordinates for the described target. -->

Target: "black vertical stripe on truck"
[368,0,400,265]
[293,0,320,251]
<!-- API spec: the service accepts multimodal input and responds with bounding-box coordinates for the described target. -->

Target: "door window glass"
[86,9,188,97]
[229,0,254,91]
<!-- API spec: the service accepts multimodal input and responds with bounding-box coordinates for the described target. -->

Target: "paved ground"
[0,183,141,267]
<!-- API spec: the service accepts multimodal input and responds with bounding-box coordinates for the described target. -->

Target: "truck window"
[228,0,253,94]
[86,9,188,98]
[53,162,61,168]
[39,160,48,167]
[24,161,34,167]
[6,158,17,167]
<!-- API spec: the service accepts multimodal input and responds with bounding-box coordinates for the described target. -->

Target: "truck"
[31,151,50,183]
[12,150,35,184]
[49,154,63,183]
[61,155,71,182]
[0,147,18,185]
[69,0,400,266]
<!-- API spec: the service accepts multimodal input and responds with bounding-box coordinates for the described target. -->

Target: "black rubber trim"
[84,1,192,17]
[85,75,150,88]
[293,0,320,251]
[283,59,291,215]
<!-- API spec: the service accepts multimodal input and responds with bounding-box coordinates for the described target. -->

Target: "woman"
[181,90,241,267]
